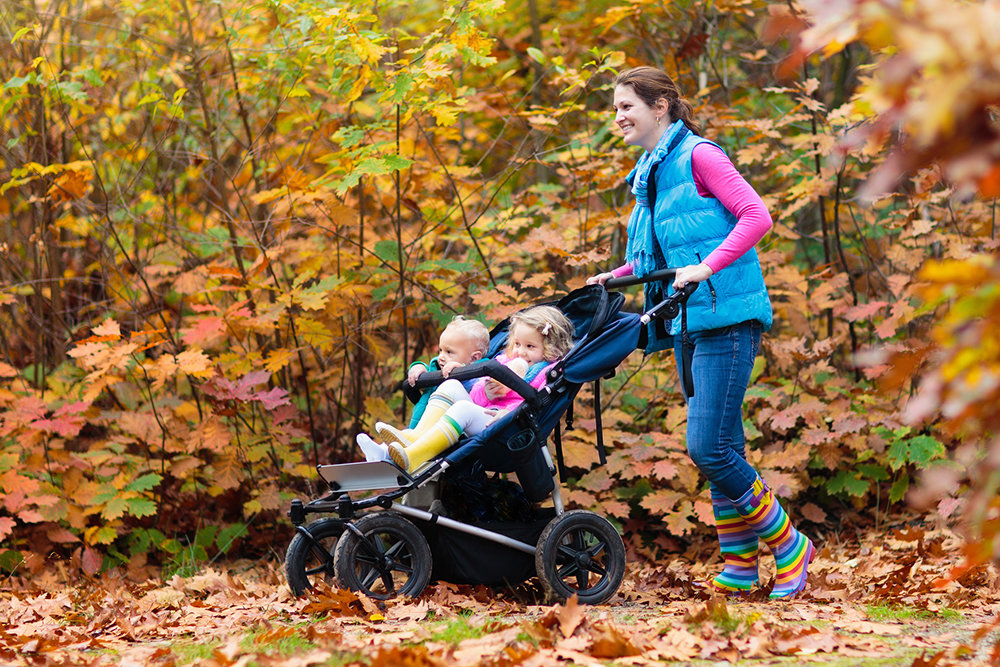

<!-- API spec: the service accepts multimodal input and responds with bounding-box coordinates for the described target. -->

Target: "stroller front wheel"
[536,510,626,605]
[284,517,344,595]
[334,512,433,600]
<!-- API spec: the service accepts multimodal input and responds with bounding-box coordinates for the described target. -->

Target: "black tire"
[535,510,626,604]
[284,517,344,596]
[333,512,432,600]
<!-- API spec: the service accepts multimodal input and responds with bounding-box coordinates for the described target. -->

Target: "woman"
[588,66,813,598]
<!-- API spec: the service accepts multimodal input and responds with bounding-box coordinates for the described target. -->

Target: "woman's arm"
[692,143,773,274]
[587,262,634,285]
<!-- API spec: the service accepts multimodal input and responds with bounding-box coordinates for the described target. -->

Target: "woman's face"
[613,84,667,153]
[507,323,547,364]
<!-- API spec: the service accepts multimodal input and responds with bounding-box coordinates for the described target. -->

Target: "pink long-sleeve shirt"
[611,142,772,278]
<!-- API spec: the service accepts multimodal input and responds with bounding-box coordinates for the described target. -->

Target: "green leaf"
[194,525,218,548]
[373,239,400,264]
[889,474,910,503]
[0,549,24,573]
[858,464,890,482]
[887,434,945,470]
[79,68,103,87]
[355,157,393,176]
[390,72,414,103]
[383,154,412,171]
[216,523,247,554]
[826,471,869,497]
[4,74,38,90]
[905,435,945,466]
[125,496,157,518]
[54,80,86,101]
[126,472,162,493]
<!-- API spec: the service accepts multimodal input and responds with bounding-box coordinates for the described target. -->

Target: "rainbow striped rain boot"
[709,486,759,595]
[730,477,815,599]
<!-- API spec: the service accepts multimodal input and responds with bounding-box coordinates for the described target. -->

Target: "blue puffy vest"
[629,125,772,352]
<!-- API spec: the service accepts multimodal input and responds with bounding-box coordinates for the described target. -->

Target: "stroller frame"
[284,271,695,604]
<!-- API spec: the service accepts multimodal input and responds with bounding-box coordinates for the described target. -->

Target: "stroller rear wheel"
[284,517,344,595]
[334,512,433,600]
[536,510,626,604]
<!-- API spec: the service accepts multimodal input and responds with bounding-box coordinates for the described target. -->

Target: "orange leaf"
[92,318,121,338]
[0,517,14,540]
[557,595,585,638]
[589,622,643,659]
[181,316,226,346]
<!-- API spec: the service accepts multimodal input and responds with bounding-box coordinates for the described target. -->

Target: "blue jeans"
[674,320,762,501]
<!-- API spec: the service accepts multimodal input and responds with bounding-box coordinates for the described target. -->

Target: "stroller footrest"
[317,461,414,492]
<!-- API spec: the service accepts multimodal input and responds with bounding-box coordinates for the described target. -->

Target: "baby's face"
[437,327,482,367]
[507,323,546,364]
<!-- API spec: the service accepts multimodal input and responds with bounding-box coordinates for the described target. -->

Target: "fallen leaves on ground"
[1,523,999,666]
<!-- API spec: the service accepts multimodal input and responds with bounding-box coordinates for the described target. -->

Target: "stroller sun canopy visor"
[560,311,642,384]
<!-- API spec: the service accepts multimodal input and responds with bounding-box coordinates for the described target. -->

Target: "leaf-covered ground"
[2,521,998,667]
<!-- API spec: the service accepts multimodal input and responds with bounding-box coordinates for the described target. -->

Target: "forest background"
[0,0,998,596]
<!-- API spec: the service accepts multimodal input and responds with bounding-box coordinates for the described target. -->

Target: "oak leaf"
[212,452,242,490]
[589,621,643,658]
[0,516,14,540]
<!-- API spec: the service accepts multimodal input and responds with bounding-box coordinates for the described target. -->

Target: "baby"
[357,315,489,462]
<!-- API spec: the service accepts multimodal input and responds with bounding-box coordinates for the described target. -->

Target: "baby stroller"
[284,271,696,604]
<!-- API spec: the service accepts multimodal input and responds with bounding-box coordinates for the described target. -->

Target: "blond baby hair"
[507,305,575,361]
[444,315,490,357]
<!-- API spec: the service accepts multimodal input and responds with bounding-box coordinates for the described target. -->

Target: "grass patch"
[428,613,492,645]
[866,604,962,623]
[241,627,318,657]
[171,639,222,664]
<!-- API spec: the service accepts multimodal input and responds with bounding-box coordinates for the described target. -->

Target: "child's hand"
[407,364,427,386]
[484,378,509,401]
[440,360,464,377]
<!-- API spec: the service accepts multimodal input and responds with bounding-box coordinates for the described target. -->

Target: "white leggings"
[430,379,497,436]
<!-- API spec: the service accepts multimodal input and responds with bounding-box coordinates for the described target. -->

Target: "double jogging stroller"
[284,271,696,604]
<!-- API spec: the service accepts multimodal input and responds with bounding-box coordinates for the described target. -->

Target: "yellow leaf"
[349,34,388,64]
[265,347,297,373]
[176,349,213,376]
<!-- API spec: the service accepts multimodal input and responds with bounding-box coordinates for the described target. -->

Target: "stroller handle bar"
[408,358,541,409]
[603,268,677,289]
[602,268,699,323]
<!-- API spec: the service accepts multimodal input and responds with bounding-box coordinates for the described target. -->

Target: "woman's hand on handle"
[673,262,713,290]
[587,271,614,286]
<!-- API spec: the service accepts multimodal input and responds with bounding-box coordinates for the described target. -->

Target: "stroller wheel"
[284,518,344,596]
[536,510,626,605]
[334,512,432,600]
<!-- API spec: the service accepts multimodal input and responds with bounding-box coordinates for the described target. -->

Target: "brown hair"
[613,66,702,136]
[507,305,575,361]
